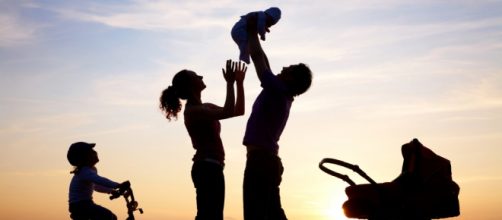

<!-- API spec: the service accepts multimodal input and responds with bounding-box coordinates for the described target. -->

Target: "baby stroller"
[319,139,460,220]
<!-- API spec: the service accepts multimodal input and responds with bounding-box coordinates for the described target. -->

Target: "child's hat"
[67,142,95,166]
[265,7,281,25]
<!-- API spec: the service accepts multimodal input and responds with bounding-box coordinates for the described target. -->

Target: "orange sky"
[1,0,502,219]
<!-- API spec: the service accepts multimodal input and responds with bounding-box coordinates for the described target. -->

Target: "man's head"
[278,63,312,96]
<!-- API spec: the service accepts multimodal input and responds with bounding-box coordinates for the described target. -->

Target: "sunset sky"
[1,0,502,219]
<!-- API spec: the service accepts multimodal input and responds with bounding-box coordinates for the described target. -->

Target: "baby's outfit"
[231,7,281,64]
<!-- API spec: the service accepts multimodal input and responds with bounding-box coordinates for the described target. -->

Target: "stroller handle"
[319,158,377,185]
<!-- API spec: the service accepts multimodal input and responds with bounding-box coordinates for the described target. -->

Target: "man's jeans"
[244,150,287,220]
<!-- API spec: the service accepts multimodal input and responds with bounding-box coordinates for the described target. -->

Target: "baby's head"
[264,7,281,27]
[67,142,99,168]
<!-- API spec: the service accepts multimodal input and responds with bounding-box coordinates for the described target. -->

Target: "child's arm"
[95,181,130,195]
[94,184,115,194]
[80,167,120,191]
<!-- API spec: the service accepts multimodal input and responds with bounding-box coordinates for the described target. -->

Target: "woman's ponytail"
[159,85,181,120]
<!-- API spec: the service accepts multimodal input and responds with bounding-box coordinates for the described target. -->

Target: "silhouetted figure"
[67,142,128,220]
[231,7,281,64]
[159,60,246,220]
[242,17,312,220]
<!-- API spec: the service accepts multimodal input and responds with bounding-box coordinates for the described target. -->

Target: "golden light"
[324,193,349,220]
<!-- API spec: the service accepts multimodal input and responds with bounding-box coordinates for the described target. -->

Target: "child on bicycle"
[67,141,127,220]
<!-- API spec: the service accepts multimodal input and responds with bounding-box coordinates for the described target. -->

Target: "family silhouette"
[66,6,459,220]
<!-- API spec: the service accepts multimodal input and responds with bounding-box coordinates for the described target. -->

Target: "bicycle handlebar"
[108,180,144,218]
[110,180,131,200]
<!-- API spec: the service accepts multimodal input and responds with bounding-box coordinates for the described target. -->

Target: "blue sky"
[1,0,502,219]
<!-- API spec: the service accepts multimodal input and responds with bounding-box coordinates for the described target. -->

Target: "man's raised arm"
[248,22,271,81]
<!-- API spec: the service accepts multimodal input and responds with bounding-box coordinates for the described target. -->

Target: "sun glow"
[324,194,349,220]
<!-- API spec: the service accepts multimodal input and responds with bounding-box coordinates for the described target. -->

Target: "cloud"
[294,44,502,116]
[50,0,245,31]
[274,15,502,63]
[358,74,502,118]
[0,112,96,135]
[87,66,182,107]
[0,13,40,47]
[6,169,68,177]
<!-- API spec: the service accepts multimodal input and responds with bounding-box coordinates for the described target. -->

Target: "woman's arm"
[220,59,236,119]
[234,61,247,116]
[185,60,238,120]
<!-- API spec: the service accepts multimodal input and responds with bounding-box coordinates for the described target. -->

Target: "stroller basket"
[319,139,460,220]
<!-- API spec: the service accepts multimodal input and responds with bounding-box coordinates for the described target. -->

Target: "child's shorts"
[69,200,117,220]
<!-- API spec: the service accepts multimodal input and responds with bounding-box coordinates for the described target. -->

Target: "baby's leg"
[232,26,251,64]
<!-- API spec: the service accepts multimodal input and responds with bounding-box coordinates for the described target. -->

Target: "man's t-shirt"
[243,69,293,153]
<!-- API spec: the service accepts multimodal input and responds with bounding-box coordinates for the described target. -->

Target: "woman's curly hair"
[159,70,192,120]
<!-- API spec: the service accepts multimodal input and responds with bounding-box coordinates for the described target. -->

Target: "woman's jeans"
[192,160,225,220]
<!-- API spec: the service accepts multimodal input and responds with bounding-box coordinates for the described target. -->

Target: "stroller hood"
[400,138,455,186]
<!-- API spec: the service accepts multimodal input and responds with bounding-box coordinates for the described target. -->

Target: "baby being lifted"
[231,7,281,64]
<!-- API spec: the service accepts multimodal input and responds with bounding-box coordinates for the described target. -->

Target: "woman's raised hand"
[234,61,247,83]
[222,59,236,83]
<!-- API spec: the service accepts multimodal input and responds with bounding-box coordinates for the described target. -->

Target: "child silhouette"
[67,142,127,220]
[231,7,281,64]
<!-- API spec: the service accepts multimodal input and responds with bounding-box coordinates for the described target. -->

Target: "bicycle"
[110,181,144,220]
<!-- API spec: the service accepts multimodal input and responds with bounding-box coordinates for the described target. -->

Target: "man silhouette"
[242,19,312,220]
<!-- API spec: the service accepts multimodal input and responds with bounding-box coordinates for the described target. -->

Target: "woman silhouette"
[159,60,246,220]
